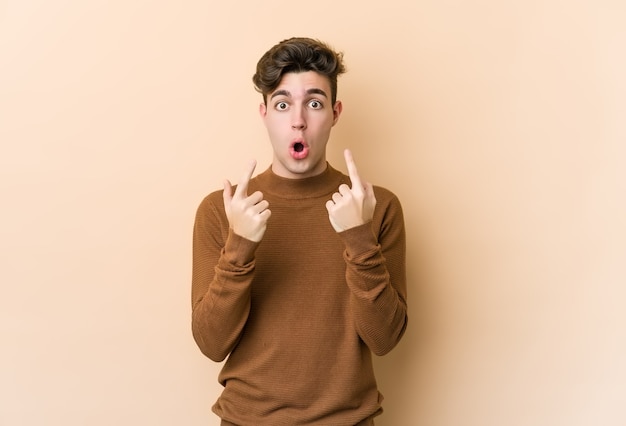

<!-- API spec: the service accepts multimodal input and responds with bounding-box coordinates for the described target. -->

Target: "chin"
[274,154,325,178]
[287,164,313,176]
[295,160,326,176]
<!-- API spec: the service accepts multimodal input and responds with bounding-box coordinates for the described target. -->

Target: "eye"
[308,100,323,109]
[275,101,289,111]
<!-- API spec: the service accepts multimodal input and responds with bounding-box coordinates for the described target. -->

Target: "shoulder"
[371,184,405,233]
[198,188,223,208]
[335,168,400,203]
[195,188,226,222]
[373,184,399,201]
[196,172,265,215]
[334,166,403,214]
[373,185,403,210]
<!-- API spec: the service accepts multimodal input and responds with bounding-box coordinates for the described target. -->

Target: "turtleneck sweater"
[191,163,407,425]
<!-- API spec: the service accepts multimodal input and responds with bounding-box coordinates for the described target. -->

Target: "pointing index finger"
[235,159,257,197]
[344,149,363,190]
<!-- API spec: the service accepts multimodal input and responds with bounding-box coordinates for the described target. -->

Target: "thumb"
[223,179,233,207]
[364,182,377,219]
[364,182,376,199]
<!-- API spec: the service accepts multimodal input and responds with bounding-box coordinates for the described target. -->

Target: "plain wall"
[1,1,625,425]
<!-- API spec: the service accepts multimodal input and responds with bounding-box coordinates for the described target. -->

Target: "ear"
[332,100,343,126]
[259,102,267,118]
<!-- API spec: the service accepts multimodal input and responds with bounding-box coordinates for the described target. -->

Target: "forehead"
[271,71,332,97]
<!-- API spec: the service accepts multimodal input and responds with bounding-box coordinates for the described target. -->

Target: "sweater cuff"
[337,221,379,256]
[220,228,260,268]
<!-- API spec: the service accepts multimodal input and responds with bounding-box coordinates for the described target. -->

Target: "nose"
[291,107,306,130]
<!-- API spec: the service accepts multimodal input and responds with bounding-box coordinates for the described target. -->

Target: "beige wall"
[1,1,625,425]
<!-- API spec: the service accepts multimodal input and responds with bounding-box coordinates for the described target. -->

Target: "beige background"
[1,0,625,425]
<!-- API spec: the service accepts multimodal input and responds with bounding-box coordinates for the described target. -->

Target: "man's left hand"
[326,149,377,232]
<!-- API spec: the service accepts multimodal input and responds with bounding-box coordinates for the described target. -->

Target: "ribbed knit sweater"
[191,163,408,425]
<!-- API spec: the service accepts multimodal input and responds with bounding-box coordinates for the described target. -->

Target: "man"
[191,37,408,425]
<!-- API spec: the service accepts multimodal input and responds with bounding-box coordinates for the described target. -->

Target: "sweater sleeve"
[191,193,259,362]
[337,191,408,356]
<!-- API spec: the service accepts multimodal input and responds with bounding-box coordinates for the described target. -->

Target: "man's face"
[259,71,342,179]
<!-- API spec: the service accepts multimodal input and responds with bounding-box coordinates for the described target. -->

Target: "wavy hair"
[252,37,346,105]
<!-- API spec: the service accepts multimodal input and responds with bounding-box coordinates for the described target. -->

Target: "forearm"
[192,260,254,361]
[192,210,259,361]
[345,250,407,355]
[340,219,408,356]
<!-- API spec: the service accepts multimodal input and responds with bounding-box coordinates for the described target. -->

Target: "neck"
[257,163,344,200]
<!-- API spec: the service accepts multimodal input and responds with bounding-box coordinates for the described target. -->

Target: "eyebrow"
[270,88,329,100]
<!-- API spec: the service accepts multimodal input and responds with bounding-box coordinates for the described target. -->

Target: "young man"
[191,37,408,425]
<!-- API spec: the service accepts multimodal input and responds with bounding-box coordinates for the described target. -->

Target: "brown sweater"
[191,164,408,425]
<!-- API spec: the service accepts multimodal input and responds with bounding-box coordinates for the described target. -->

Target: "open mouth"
[290,140,309,159]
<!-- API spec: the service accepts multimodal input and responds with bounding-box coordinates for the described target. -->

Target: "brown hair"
[252,37,346,105]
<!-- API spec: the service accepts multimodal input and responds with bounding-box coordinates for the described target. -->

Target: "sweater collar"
[255,162,345,200]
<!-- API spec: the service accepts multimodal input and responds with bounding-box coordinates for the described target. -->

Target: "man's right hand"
[223,160,271,242]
